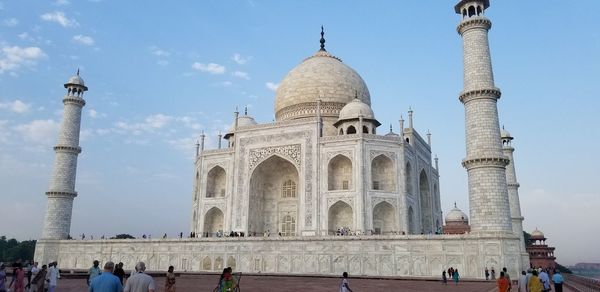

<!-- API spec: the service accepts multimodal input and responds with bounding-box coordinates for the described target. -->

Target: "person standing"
[442,270,447,285]
[539,269,551,292]
[502,267,512,291]
[339,272,353,292]
[9,263,25,292]
[497,271,510,292]
[528,270,543,292]
[88,260,102,286]
[27,262,39,290]
[113,262,125,285]
[31,265,47,292]
[123,262,155,292]
[491,267,496,280]
[0,263,7,292]
[46,262,61,292]
[452,269,460,285]
[89,261,123,292]
[165,266,176,292]
[552,270,564,292]
[518,271,527,292]
[485,267,490,280]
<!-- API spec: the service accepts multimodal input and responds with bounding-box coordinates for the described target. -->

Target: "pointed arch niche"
[372,201,396,235]
[203,207,224,236]
[419,170,432,233]
[371,154,396,191]
[328,154,353,191]
[206,166,226,198]
[328,201,353,235]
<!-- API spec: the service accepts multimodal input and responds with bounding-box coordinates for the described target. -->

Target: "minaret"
[501,128,528,254]
[455,0,512,233]
[41,70,88,239]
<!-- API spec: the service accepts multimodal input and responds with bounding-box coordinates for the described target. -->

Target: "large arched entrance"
[204,207,224,236]
[328,201,353,235]
[372,201,395,235]
[419,170,432,233]
[248,155,299,236]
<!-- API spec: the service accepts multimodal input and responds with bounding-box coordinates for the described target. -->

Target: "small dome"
[385,131,400,137]
[67,74,85,86]
[445,205,469,223]
[338,98,375,121]
[531,229,545,238]
[501,128,512,140]
[274,50,371,121]
[228,115,257,133]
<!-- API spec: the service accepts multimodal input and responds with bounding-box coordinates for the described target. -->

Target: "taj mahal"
[35,0,531,278]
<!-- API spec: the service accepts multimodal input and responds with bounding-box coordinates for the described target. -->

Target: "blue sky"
[0,1,598,265]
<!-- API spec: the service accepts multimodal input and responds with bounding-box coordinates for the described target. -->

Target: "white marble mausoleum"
[35,0,531,278]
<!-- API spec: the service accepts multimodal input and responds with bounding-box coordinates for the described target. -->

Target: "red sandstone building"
[443,203,470,234]
[527,229,556,269]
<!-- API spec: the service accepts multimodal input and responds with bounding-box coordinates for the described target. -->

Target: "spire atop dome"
[319,25,326,51]
[76,68,80,76]
[244,106,248,115]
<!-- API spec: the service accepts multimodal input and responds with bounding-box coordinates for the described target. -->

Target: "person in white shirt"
[124,262,155,292]
[28,262,39,291]
[339,272,353,292]
[46,262,60,292]
[518,270,528,292]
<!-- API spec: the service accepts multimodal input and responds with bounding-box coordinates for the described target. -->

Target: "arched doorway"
[371,155,396,191]
[328,201,353,235]
[419,170,432,233]
[372,201,395,235]
[405,162,413,195]
[328,154,353,191]
[408,206,415,234]
[206,166,226,198]
[204,207,224,236]
[248,155,299,235]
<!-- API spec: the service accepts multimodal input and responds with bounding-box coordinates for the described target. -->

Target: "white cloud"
[40,11,78,27]
[55,0,70,5]
[157,60,169,66]
[265,82,279,91]
[233,71,250,80]
[221,81,233,87]
[0,46,46,73]
[192,62,225,74]
[232,53,251,65]
[0,99,31,113]
[13,119,59,144]
[88,109,106,118]
[72,35,94,46]
[18,32,31,41]
[150,47,170,57]
[3,18,18,27]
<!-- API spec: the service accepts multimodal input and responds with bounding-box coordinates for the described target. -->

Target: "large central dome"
[274,48,371,121]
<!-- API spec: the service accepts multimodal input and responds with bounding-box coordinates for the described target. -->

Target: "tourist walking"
[497,271,510,292]
[0,263,7,292]
[113,262,125,285]
[123,262,155,292]
[502,267,512,291]
[518,271,527,292]
[88,260,102,286]
[31,264,47,292]
[218,267,237,292]
[528,270,543,292]
[46,262,61,292]
[485,267,490,280]
[339,272,353,292]
[9,263,25,292]
[165,266,176,292]
[552,270,564,292]
[491,267,496,280]
[452,269,460,285]
[442,270,447,285]
[89,261,123,292]
[539,269,551,292]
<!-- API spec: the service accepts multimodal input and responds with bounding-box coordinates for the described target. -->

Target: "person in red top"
[497,271,510,292]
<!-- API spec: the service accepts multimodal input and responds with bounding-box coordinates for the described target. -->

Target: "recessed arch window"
[280,214,296,236]
[282,179,296,198]
[347,125,357,134]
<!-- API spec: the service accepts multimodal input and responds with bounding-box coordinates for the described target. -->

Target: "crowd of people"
[0,261,60,292]
[482,266,565,292]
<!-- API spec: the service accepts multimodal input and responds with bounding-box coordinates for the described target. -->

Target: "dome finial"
[319,25,326,51]
[389,123,393,133]
[76,68,80,76]
[244,106,248,115]
[454,201,457,208]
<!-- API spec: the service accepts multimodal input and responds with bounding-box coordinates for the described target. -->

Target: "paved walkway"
[53,274,498,292]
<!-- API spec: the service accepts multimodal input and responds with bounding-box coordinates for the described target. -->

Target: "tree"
[523,231,532,247]
[0,236,36,262]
